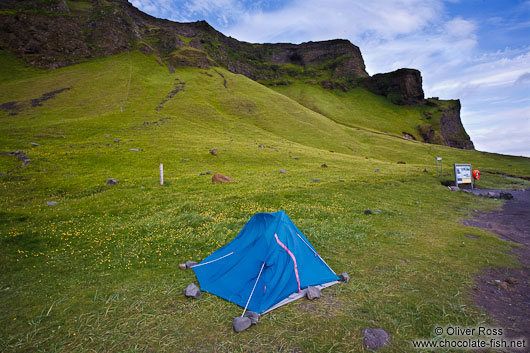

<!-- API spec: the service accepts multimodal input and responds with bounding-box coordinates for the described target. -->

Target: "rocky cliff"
[0,0,474,150]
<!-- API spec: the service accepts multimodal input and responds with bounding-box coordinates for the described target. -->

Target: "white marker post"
[436,157,443,177]
[160,163,164,185]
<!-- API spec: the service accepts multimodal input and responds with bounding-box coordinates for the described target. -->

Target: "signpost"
[436,157,443,177]
[454,163,473,189]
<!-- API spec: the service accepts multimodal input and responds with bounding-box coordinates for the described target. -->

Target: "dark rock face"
[361,69,424,105]
[439,100,474,150]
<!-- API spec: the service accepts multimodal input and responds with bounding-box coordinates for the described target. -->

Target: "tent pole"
[241,261,266,317]
[295,232,336,274]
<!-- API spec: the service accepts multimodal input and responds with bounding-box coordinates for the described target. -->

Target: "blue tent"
[192,210,340,314]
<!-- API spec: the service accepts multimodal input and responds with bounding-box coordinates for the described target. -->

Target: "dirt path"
[464,189,530,348]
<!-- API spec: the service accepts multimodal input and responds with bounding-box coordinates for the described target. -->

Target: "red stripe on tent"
[274,233,301,293]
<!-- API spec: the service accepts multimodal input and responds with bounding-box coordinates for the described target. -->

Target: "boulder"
[184,283,201,298]
[212,173,234,183]
[106,178,118,185]
[339,272,350,282]
[233,316,252,332]
[499,192,514,200]
[243,311,260,324]
[362,328,390,350]
[306,286,321,300]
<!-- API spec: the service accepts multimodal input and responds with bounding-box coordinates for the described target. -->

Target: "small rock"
[243,311,260,324]
[487,192,497,198]
[375,169,380,172]
[397,161,406,164]
[274,149,279,152]
[321,164,328,168]
[362,328,390,350]
[294,157,299,160]
[46,201,58,206]
[114,139,120,143]
[233,316,252,332]
[415,201,419,204]
[499,282,508,290]
[185,261,198,268]
[465,234,479,239]
[141,186,145,189]
[499,192,514,200]
[199,173,205,176]
[339,272,350,282]
[312,179,320,182]
[205,171,211,175]
[364,210,372,215]
[181,158,188,162]
[129,148,140,152]
[105,135,111,138]
[506,277,518,285]
[258,144,264,148]
[210,149,218,156]
[423,169,428,173]
[184,283,201,298]
[280,169,287,174]
[30,142,39,146]
[178,263,187,270]
[212,173,234,183]
[106,178,118,185]
[66,174,72,178]
[449,186,459,191]
[306,286,321,300]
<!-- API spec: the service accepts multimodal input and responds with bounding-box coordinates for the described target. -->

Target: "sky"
[131,0,530,157]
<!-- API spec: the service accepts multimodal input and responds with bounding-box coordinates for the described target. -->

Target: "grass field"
[1,49,529,352]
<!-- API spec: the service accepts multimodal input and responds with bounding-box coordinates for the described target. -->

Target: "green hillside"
[1,50,529,352]
[269,82,444,142]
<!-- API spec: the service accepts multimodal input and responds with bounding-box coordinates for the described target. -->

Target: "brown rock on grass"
[212,173,234,183]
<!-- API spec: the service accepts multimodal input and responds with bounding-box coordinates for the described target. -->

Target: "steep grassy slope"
[270,82,457,145]
[1,50,530,352]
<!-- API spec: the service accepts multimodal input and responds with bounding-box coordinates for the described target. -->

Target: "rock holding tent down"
[306,286,321,300]
[233,316,252,332]
[184,283,201,299]
[339,272,350,282]
[185,261,198,268]
[362,328,390,350]
[243,311,260,324]
[178,263,187,270]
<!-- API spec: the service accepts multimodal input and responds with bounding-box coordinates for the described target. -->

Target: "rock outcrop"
[360,69,424,105]
[439,100,474,150]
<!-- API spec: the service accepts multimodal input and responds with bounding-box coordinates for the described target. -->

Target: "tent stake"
[242,262,266,317]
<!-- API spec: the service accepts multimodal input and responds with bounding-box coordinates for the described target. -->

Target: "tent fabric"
[192,210,340,314]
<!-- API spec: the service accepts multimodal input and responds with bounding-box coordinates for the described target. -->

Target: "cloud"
[515,72,530,85]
